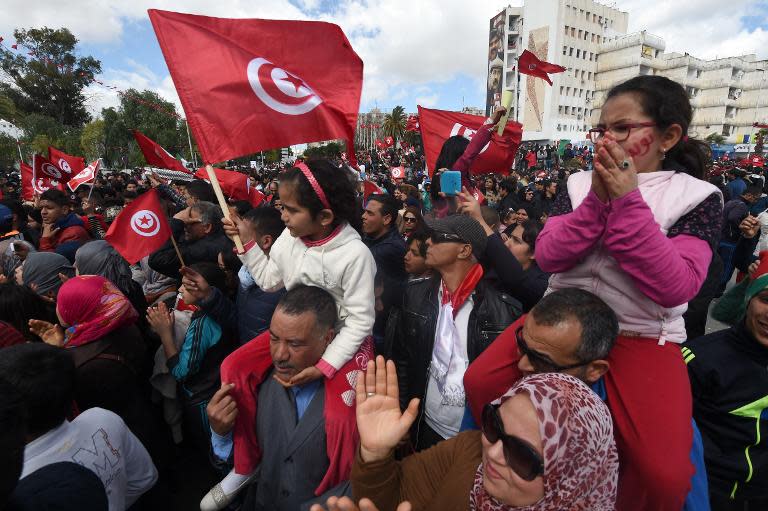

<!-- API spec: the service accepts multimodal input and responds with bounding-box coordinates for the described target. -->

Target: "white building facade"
[593,31,768,144]
[487,0,628,143]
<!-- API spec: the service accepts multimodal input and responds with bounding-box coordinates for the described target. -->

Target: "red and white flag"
[148,9,363,165]
[516,49,566,86]
[31,154,70,186]
[383,136,394,148]
[67,159,101,191]
[390,166,405,180]
[133,130,190,173]
[405,115,420,132]
[362,180,383,201]
[375,139,385,150]
[194,167,265,207]
[48,146,86,178]
[418,106,523,176]
[105,189,172,264]
[20,160,62,200]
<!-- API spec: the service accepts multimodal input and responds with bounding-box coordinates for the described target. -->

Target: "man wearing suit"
[202,286,358,511]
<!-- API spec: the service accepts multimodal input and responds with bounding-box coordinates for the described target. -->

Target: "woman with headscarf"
[27,276,166,468]
[74,240,149,336]
[311,359,618,511]
[15,252,75,301]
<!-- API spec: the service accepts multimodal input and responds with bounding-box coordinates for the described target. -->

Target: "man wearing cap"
[683,251,768,508]
[389,214,522,451]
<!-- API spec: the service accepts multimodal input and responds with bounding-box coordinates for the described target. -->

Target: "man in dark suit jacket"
[202,286,352,511]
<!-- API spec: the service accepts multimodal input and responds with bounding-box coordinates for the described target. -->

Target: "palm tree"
[382,105,407,143]
[705,132,726,145]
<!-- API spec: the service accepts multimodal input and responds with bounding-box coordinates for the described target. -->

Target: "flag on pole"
[362,180,383,201]
[48,146,86,177]
[194,167,265,207]
[133,130,191,173]
[148,9,363,166]
[21,159,64,200]
[105,189,172,264]
[67,159,100,191]
[516,49,566,85]
[418,106,523,176]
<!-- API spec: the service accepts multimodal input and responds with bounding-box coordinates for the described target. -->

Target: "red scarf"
[230,332,373,495]
[441,263,484,317]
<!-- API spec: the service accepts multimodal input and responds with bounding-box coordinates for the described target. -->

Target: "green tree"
[0,27,101,128]
[755,129,767,155]
[80,119,105,160]
[382,106,407,143]
[101,89,187,168]
[705,132,726,145]
[0,94,17,122]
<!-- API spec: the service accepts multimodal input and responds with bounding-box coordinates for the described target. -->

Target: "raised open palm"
[356,356,420,463]
[28,319,65,346]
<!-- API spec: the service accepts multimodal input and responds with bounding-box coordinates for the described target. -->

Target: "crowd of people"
[1,74,767,511]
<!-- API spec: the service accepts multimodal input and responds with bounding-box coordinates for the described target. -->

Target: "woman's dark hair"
[279,159,359,228]
[402,205,426,232]
[187,262,227,295]
[504,219,543,256]
[482,176,498,193]
[605,75,709,180]
[217,250,243,297]
[435,136,469,172]
[0,283,57,341]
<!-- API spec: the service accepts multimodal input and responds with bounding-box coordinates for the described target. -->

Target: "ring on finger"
[621,159,631,169]
[366,392,375,398]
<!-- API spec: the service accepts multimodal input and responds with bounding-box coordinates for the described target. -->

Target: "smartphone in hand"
[441,170,462,196]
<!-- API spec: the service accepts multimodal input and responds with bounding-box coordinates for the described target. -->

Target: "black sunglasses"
[482,404,544,481]
[515,326,591,372]
[430,232,468,245]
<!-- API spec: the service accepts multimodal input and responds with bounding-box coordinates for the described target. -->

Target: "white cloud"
[415,92,440,107]
[615,0,768,60]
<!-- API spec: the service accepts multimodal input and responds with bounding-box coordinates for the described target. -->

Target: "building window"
[571,27,576,36]
[563,45,567,55]
[560,86,564,95]
[586,10,591,20]
[564,25,569,36]
[565,106,570,114]
[593,13,597,23]
[566,87,571,96]
[569,47,574,56]
[558,106,563,114]
[578,29,582,39]
[576,49,580,58]
[584,31,589,40]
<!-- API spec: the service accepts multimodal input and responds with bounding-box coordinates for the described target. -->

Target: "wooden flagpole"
[170,233,186,267]
[205,163,244,253]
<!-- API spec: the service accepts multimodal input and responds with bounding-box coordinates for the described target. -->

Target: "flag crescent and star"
[247,57,322,115]
[130,210,161,237]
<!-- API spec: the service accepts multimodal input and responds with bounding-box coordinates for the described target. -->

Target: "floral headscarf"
[470,373,618,511]
[56,275,138,348]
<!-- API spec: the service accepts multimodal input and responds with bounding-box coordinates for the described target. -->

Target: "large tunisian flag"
[418,106,523,176]
[20,159,64,201]
[48,147,86,178]
[105,189,172,264]
[148,9,363,165]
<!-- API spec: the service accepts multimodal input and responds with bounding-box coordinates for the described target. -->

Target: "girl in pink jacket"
[465,75,722,511]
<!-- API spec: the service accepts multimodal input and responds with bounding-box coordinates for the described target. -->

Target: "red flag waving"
[148,9,363,165]
[105,189,172,264]
[133,130,190,173]
[754,122,768,129]
[68,159,100,191]
[362,180,383,201]
[383,136,394,148]
[21,160,62,200]
[32,154,72,184]
[418,106,522,176]
[405,115,420,132]
[516,49,566,85]
[48,147,86,179]
[193,167,264,207]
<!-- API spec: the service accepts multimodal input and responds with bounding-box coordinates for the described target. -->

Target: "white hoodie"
[239,222,376,373]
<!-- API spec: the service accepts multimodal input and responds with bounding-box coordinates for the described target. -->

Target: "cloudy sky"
[2,0,767,118]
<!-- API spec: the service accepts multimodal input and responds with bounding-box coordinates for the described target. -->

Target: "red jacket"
[39,213,91,262]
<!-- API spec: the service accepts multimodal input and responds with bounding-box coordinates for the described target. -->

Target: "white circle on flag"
[58,158,72,174]
[247,57,322,116]
[391,168,402,179]
[130,210,161,237]
[41,163,62,179]
[33,178,51,194]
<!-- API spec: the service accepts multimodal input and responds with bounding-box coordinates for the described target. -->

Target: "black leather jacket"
[389,275,522,413]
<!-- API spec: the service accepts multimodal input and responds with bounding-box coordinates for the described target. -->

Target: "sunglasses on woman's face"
[404,216,417,223]
[482,404,544,481]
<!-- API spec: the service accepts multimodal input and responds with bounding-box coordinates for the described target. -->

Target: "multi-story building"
[593,31,768,144]
[486,0,628,142]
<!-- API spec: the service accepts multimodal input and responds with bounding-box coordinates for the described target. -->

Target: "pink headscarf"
[57,275,138,348]
[470,373,618,511]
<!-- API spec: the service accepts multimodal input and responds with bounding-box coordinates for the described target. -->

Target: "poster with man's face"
[486,10,506,116]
